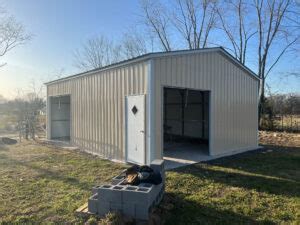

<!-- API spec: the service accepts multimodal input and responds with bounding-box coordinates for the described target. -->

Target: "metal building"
[46,47,259,167]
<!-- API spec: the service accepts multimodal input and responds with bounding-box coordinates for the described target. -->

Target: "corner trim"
[147,59,155,164]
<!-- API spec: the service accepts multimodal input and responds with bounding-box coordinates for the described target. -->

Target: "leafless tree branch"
[120,30,149,59]
[217,0,255,64]
[172,0,217,49]
[0,9,31,66]
[73,35,123,71]
[140,0,172,51]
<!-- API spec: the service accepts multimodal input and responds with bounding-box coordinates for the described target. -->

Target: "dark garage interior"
[163,87,210,167]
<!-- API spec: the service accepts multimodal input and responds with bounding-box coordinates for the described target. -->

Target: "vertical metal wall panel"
[47,61,149,161]
[47,50,258,161]
[153,51,259,157]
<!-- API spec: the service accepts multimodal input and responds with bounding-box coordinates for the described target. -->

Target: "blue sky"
[0,0,139,98]
[0,0,299,99]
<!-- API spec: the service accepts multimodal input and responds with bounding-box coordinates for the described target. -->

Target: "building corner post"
[146,59,155,165]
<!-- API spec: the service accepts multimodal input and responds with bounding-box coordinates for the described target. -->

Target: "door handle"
[140,130,145,133]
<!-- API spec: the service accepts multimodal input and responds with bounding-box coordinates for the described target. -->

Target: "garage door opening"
[50,95,70,141]
[163,87,210,168]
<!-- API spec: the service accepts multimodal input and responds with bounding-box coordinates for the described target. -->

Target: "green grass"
[0,141,127,223]
[161,144,300,224]
[0,136,299,224]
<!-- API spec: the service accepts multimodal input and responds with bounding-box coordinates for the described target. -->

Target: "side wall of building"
[47,61,149,162]
[153,51,259,157]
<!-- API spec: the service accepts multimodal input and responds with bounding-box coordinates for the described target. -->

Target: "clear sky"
[0,0,299,99]
[0,0,140,98]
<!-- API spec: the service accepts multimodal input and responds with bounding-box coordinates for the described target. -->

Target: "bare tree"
[139,0,219,51]
[140,0,172,51]
[216,0,299,122]
[0,8,31,67]
[13,81,45,141]
[254,0,299,120]
[172,0,217,49]
[120,31,148,59]
[217,0,256,64]
[73,32,151,71]
[55,68,65,79]
[73,35,123,71]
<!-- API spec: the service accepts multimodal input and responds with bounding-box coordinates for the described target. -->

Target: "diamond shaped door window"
[132,105,138,115]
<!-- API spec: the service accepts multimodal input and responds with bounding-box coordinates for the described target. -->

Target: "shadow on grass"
[173,146,300,198]
[0,153,92,191]
[206,145,300,182]
[160,193,275,225]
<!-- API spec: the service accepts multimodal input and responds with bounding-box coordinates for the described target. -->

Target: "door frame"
[48,94,72,142]
[161,85,211,156]
[125,94,146,164]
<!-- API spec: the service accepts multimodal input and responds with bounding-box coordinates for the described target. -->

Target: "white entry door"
[126,95,146,165]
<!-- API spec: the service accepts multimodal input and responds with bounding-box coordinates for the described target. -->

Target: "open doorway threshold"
[163,143,214,169]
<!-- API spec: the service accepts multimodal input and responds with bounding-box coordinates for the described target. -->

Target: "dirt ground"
[259,130,300,147]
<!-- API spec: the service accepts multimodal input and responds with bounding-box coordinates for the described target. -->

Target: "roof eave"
[45,47,259,85]
[218,47,260,81]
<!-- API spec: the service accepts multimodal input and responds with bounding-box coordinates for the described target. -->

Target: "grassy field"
[161,132,300,224]
[0,132,299,224]
[0,141,127,224]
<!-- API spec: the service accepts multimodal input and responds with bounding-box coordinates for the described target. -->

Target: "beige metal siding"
[46,49,258,163]
[47,61,149,161]
[153,51,259,157]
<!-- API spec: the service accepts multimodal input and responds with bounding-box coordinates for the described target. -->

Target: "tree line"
[0,86,45,140]
[0,0,299,138]
[261,93,300,132]
[73,0,300,126]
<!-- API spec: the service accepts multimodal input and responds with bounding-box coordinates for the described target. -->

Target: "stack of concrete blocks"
[88,159,165,220]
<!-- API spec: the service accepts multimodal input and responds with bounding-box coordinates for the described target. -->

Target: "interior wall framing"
[163,87,209,143]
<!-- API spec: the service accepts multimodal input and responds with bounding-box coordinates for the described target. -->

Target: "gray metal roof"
[45,47,259,85]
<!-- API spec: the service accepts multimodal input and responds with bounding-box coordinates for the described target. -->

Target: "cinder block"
[122,203,135,217]
[123,186,151,206]
[150,159,164,173]
[88,194,98,214]
[135,203,150,220]
[150,183,163,203]
[110,202,123,212]
[98,184,123,203]
[138,183,153,188]
[138,182,164,205]
[155,187,164,205]
[97,184,112,191]
[93,166,165,220]
[98,201,110,216]
[124,186,138,191]
[92,185,101,195]
[111,175,125,185]
[113,185,125,191]
[150,159,165,184]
